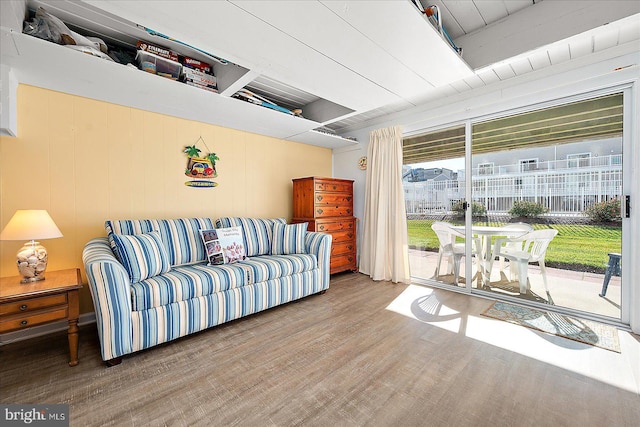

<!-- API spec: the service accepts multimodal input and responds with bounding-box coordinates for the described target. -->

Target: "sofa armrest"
[82,237,133,361]
[305,231,332,290]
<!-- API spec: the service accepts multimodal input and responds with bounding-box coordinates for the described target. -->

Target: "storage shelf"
[1,28,358,147]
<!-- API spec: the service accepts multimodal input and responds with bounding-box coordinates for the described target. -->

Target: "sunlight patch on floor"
[386,284,640,394]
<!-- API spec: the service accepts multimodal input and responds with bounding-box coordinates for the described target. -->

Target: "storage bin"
[135,50,182,80]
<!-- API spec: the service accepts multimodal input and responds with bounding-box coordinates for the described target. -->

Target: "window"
[519,158,538,172]
[567,153,591,168]
[478,162,494,175]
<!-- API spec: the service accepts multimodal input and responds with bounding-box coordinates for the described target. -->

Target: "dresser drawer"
[330,229,356,243]
[315,193,353,206]
[315,181,352,193]
[315,219,355,233]
[332,241,356,256]
[0,294,67,316]
[0,306,69,333]
[315,206,352,218]
[330,253,357,274]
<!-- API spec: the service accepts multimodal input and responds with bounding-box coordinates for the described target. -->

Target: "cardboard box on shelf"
[181,56,213,74]
[186,81,218,93]
[184,67,217,86]
[136,40,179,62]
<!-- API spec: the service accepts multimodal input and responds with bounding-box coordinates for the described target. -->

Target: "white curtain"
[359,125,411,283]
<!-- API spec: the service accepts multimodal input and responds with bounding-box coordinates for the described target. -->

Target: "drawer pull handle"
[318,225,325,230]
[316,195,323,201]
[317,209,324,215]
[20,320,28,326]
[20,304,28,311]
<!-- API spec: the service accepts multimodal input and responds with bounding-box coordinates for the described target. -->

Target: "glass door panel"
[404,124,470,289]
[470,93,624,319]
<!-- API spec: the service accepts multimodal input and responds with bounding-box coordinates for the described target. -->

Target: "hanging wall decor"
[184,136,219,188]
[358,156,367,170]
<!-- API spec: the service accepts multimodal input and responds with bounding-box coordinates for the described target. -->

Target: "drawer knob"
[20,320,28,326]
[319,225,325,230]
[316,195,323,201]
[317,209,324,215]
[20,304,28,311]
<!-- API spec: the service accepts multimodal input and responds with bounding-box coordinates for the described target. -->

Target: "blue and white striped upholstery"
[84,218,332,362]
[111,231,171,283]
[215,217,285,257]
[130,254,316,311]
[106,218,215,266]
[271,222,308,255]
[130,270,320,352]
[83,238,134,361]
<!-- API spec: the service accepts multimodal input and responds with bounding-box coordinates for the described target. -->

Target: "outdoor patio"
[409,249,621,319]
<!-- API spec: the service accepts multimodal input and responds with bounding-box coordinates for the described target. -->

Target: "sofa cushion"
[130,253,317,310]
[215,217,285,257]
[111,231,171,283]
[271,222,308,255]
[106,218,215,266]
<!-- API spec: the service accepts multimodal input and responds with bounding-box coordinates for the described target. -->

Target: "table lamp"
[0,210,63,283]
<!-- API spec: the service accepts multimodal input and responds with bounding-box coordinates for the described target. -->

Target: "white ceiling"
[19,0,640,140]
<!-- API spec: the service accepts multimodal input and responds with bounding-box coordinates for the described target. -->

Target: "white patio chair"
[432,222,481,285]
[491,229,558,294]
[497,223,534,272]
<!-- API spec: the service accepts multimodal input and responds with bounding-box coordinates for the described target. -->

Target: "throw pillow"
[271,222,308,255]
[215,217,286,256]
[111,231,171,283]
[200,226,246,265]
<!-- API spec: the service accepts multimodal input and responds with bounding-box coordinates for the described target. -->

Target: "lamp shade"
[0,210,63,241]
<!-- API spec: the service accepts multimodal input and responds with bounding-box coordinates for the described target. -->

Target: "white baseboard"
[0,312,96,346]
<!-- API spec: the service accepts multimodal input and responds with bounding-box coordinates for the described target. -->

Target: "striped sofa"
[83,217,332,366]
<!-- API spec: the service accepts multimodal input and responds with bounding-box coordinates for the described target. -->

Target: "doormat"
[482,301,621,352]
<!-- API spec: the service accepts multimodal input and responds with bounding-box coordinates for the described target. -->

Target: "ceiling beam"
[454,0,640,69]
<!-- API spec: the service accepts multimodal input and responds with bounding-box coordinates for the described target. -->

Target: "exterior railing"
[404,154,622,215]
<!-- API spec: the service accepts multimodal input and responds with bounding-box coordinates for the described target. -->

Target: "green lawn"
[407,219,622,273]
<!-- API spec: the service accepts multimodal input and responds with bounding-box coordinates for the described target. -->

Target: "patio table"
[451,225,529,284]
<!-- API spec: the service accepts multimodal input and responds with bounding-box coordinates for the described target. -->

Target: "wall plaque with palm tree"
[184,137,219,187]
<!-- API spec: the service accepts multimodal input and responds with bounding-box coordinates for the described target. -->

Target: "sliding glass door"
[406,89,630,323]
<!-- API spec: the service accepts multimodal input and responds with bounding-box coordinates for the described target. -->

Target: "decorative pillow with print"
[200,226,246,265]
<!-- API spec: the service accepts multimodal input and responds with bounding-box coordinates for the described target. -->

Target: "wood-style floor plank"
[1,272,638,426]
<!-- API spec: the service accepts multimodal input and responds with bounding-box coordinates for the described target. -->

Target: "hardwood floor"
[1,272,639,426]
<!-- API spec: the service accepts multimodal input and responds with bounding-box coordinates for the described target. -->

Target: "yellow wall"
[0,84,332,313]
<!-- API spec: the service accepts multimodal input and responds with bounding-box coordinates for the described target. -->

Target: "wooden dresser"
[292,176,357,274]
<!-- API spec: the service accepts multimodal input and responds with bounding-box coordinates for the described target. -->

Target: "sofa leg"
[319,290,327,295]
[105,357,122,367]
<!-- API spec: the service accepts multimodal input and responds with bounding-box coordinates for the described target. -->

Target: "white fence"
[405,155,623,215]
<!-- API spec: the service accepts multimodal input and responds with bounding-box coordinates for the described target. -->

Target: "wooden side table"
[0,268,82,366]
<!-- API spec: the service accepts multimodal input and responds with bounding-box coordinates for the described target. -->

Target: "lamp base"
[16,240,48,284]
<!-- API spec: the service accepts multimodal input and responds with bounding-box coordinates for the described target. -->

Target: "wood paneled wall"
[0,84,332,312]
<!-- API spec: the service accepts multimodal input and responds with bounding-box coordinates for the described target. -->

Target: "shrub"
[451,201,487,217]
[584,198,621,223]
[508,201,549,218]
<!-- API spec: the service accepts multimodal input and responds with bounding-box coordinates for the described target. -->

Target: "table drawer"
[0,294,67,316]
[0,306,69,333]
